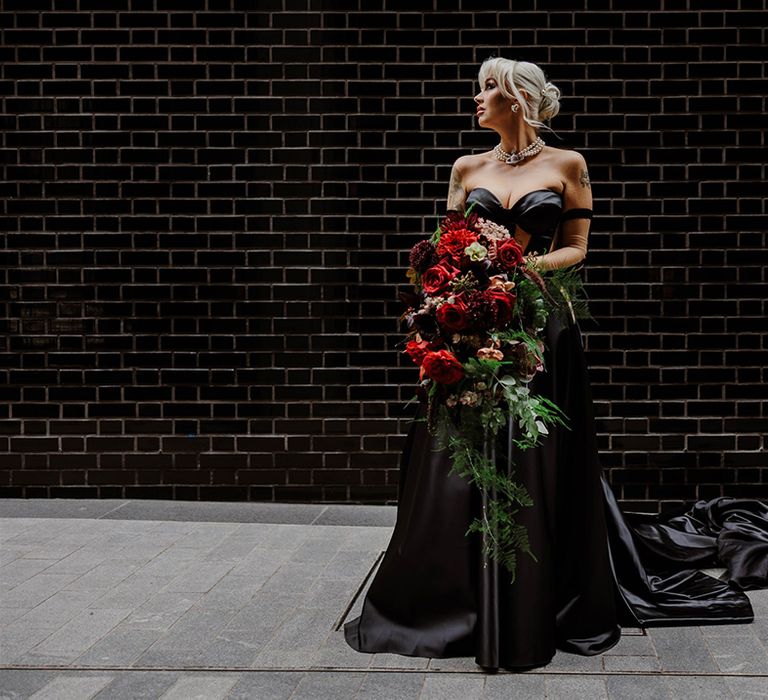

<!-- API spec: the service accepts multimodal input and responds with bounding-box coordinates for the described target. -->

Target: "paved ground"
[1,498,767,700]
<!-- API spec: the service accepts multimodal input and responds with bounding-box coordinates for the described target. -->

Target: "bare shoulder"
[548,147,590,189]
[451,152,484,175]
[549,146,588,170]
[447,154,483,210]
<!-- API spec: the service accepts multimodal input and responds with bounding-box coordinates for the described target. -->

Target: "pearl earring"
[511,103,520,113]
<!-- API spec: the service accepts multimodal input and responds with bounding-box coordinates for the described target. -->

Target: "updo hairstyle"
[478,57,561,133]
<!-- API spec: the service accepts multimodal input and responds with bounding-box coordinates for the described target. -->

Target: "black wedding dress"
[343,186,768,672]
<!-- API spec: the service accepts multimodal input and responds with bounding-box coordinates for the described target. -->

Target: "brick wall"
[1,1,766,511]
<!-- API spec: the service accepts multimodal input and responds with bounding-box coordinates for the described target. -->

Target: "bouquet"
[399,202,592,583]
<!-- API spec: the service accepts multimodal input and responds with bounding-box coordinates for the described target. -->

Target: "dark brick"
[0,5,763,509]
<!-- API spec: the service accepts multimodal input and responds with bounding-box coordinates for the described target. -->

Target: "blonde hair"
[478,57,561,133]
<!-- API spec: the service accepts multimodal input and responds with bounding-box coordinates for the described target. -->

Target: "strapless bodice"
[465,187,564,254]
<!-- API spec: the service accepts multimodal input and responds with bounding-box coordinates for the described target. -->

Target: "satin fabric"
[343,189,768,671]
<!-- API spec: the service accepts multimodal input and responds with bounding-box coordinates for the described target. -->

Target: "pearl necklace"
[492,137,545,165]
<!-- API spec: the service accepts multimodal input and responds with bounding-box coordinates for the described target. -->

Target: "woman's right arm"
[446,156,469,212]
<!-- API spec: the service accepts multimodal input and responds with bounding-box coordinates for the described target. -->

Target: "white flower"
[464,241,488,261]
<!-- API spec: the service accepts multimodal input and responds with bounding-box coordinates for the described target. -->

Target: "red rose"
[421,262,459,295]
[404,339,430,365]
[436,296,470,332]
[496,239,524,270]
[436,227,478,263]
[484,289,517,327]
[421,350,464,385]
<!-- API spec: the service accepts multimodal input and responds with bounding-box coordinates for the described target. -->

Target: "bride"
[343,57,768,673]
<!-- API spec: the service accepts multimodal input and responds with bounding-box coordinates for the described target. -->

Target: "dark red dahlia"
[409,240,438,273]
[436,227,478,263]
[439,209,479,234]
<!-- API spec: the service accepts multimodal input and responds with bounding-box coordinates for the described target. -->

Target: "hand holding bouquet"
[399,203,591,583]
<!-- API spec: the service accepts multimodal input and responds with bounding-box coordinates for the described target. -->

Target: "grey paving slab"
[39,550,107,578]
[30,607,132,657]
[89,574,173,610]
[298,576,358,610]
[0,500,129,519]
[699,621,759,637]
[0,547,27,567]
[253,606,337,664]
[606,675,672,699]
[287,537,343,565]
[604,633,656,656]
[542,648,603,672]
[223,591,299,637]
[753,616,768,647]
[723,676,768,698]
[0,559,59,588]
[13,590,98,629]
[545,676,608,700]
[64,560,146,591]
[290,670,367,700]
[419,674,485,700]
[156,673,241,700]
[426,655,483,672]
[131,548,202,578]
[649,626,717,672]
[0,623,61,664]
[354,670,426,700]
[161,559,238,594]
[122,592,200,631]
[109,501,328,525]
[26,674,115,700]
[312,630,373,669]
[139,606,237,655]
[369,652,430,669]
[481,673,545,699]
[662,675,734,700]
[339,527,395,552]
[705,633,768,673]
[192,635,260,667]
[74,628,163,667]
[1,502,402,527]
[0,607,31,626]
[194,575,266,612]
[313,505,397,527]
[226,671,304,700]
[602,654,661,672]
[749,588,768,614]
[0,668,56,699]
[91,671,182,700]
[3,511,768,700]
[258,561,328,597]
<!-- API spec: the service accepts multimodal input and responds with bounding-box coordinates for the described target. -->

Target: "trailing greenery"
[427,344,569,583]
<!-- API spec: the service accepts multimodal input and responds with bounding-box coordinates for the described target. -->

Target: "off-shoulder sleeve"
[560,207,593,222]
[528,208,593,271]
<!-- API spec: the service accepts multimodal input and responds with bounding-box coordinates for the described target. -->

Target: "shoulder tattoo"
[446,163,466,211]
[579,168,591,189]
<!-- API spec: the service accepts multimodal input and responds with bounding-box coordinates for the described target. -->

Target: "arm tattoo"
[579,168,591,189]
[446,164,466,211]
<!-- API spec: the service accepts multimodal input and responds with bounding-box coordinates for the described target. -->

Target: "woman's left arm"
[526,151,593,272]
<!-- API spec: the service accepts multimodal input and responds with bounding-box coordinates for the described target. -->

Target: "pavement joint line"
[95,501,131,519]
[308,505,330,525]
[333,549,385,632]
[1,665,768,678]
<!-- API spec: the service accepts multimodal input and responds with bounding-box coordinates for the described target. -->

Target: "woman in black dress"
[344,57,768,672]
